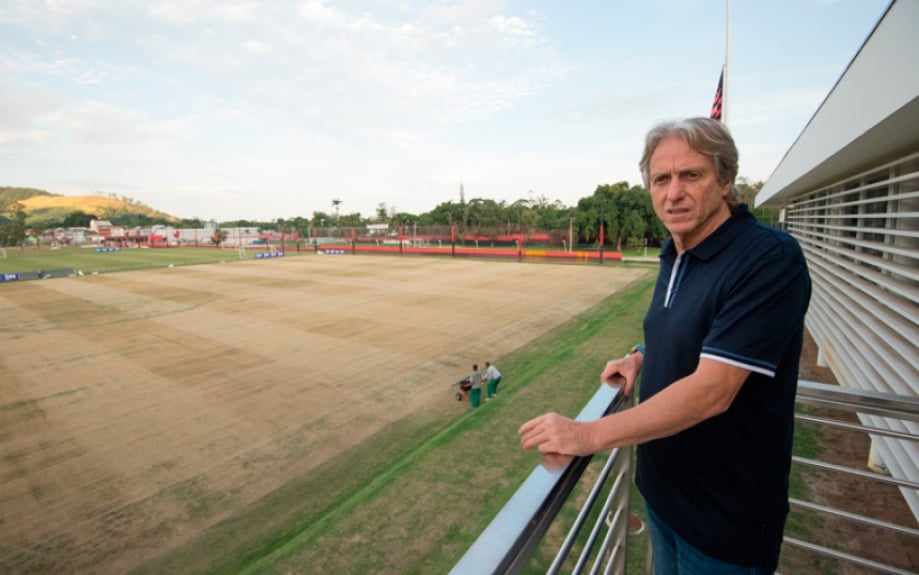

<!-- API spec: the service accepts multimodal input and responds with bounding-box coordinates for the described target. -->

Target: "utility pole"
[568,217,573,252]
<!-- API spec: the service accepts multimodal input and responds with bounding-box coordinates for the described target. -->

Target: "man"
[484,361,502,400]
[519,117,810,574]
[468,364,484,409]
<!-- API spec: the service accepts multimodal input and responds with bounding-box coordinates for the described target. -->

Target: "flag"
[710,70,724,122]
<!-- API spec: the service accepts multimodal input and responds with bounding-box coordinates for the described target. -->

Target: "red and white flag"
[710,70,724,122]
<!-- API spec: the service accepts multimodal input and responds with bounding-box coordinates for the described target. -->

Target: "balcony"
[452,380,919,574]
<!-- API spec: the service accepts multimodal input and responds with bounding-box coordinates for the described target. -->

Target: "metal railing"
[452,380,919,574]
[783,380,919,575]
[450,384,633,575]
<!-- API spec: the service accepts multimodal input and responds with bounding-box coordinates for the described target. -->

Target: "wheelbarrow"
[452,377,473,402]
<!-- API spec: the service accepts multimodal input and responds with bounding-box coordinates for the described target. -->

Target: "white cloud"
[297,0,350,29]
[45,0,99,14]
[148,1,260,24]
[46,100,189,145]
[215,2,259,22]
[147,2,194,24]
[0,79,61,130]
[0,0,97,22]
[0,0,890,220]
[489,14,535,41]
[0,129,54,145]
[242,39,272,54]
[72,67,108,84]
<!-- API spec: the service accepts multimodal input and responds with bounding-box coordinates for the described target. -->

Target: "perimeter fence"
[306,224,628,264]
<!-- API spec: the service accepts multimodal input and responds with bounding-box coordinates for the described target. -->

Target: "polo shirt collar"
[660,203,754,262]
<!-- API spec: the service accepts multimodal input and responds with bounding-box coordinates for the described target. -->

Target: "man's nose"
[665,177,684,200]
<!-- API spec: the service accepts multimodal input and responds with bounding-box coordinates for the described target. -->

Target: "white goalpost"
[0,247,6,260]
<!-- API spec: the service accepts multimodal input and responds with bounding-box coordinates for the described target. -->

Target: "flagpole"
[724,0,731,127]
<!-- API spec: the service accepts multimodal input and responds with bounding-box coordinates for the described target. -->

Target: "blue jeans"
[645,503,771,575]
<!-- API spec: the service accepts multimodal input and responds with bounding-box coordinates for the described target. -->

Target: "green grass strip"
[0,246,311,275]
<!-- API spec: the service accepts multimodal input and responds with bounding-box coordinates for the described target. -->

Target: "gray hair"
[638,117,742,204]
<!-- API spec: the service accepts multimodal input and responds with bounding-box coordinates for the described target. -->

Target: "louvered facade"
[757,0,919,519]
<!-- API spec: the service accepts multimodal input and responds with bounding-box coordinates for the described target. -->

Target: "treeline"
[1,179,777,249]
[255,178,775,250]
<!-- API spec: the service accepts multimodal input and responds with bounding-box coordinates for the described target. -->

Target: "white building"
[757,0,918,518]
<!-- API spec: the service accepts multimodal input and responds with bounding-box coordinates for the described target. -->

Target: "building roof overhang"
[757,0,919,207]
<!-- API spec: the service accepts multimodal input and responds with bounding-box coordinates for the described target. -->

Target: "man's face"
[648,136,732,252]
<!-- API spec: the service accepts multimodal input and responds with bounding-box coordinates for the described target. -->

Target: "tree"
[311,211,332,230]
[61,210,94,228]
[212,229,228,247]
[464,198,501,233]
[531,198,569,230]
[286,216,311,242]
[391,212,419,227]
[375,203,389,224]
[338,212,362,227]
[579,185,621,246]
[177,217,206,228]
[736,178,779,226]
[612,185,655,250]
[422,201,465,226]
[6,202,28,248]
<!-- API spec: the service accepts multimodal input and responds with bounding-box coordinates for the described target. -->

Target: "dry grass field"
[0,255,648,574]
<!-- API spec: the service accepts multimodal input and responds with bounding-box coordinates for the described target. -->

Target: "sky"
[0,0,892,222]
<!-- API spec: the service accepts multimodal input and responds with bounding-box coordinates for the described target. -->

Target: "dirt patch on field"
[0,256,649,574]
[784,330,919,573]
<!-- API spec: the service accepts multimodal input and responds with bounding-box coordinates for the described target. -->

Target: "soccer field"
[0,254,649,574]
[0,245,273,276]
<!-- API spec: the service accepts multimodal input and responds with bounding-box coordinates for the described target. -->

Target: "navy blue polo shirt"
[636,204,811,569]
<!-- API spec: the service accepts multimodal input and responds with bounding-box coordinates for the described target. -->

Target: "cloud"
[7,0,880,222]
[46,100,190,145]
[73,67,109,84]
[0,129,54,145]
[147,2,195,24]
[488,14,537,45]
[0,78,62,130]
[215,2,259,22]
[0,0,97,22]
[45,0,100,14]
[242,39,272,54]
[147,1,259,24]
[298,0,351,29]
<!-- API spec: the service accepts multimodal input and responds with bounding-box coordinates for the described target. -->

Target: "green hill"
[1,186,176,225]
[0,186,51,210]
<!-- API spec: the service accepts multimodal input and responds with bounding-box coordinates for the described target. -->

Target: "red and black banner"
[710,70,724,122]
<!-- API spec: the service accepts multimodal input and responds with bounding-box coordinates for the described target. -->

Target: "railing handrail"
[789,379,919,574]
[796,379,919,422]
[450,383,628,575]
[453,379,919,574]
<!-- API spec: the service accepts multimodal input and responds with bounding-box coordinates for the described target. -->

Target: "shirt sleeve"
[700,235,811,377]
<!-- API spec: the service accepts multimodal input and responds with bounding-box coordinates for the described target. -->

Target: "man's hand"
[518,412,595,456]
[600,351,643,397]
